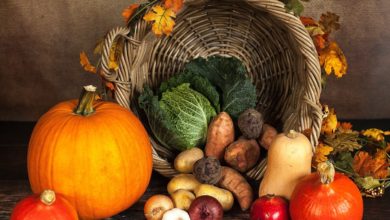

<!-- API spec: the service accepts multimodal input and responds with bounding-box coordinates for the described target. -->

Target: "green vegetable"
[183,56,257,119]
[159,71,220,112]
[139,83,216,151]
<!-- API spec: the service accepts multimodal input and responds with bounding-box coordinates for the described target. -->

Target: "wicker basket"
[99,0,323,180]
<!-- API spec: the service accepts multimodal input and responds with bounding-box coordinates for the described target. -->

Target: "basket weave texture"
[100,0,323,180]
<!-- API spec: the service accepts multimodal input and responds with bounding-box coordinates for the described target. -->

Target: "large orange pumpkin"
[28,85,153,219]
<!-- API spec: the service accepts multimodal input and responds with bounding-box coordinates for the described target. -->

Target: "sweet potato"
[205,112,234,160]
[217,166,253,211]
[224,138,260,172]
[258,124,278,150]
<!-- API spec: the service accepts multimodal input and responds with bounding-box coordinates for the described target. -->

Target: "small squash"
[10,190,78,220]
[259,130,312,199]
[290,161,363,220]
[28,85,153,219]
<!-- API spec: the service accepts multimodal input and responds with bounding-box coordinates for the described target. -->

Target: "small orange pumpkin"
[11,190,78,220]
[28,85,153,219]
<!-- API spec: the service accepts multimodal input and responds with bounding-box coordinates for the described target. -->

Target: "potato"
[194,184,234,211]
[174,147,204,173]
[171,189,195,210]
[167,174,201,194]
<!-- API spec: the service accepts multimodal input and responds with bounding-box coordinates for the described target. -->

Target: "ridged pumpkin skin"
[28,100,153,219]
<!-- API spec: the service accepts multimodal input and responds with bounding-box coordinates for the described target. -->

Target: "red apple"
[250,194,289,220]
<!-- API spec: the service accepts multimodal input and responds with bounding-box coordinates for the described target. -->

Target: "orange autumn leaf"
[164,0,184,13]
[300,16,317,26]
[314,143,334,163]
[80,51,97,74]
[122,4,140,23]
[319,42,348,78]
[353,150,389,179]
[144,5,176,36]
[313,35,326,51]
[337,122,353,133]
[105,81,115,91]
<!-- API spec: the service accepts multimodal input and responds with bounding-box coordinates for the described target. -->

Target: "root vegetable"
[144,195,174,220]
[205,112,235,160]
[188,196,223,220]
[224,138,260,172]
[167,174,201,194]
[171,190,195,210]
[194,184,234,211]
[217,166,253,211]
[174,147,204,173]
[258,124,278,150]
[162,208,190,220]
[238,108,264,139]
[193,157,222,184]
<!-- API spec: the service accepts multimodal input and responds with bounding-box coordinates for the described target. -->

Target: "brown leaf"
[80,51,97,74]
[319,12,340,34]
[122,4,140,23]
[353,151,370,177]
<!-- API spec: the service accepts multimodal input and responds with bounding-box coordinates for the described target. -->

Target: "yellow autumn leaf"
[321,105,338,135]
[362,128,390,142]
[319,42,348,78]
[314,143,334,163]
[80,51,97,74]
[144,5,176,36]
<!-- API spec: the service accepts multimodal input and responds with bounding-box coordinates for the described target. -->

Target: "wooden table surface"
[1,121,390,219]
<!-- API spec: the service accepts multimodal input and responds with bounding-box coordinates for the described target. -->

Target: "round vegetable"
[10,190,78,220]
[193,157,222,184]
[174,147,204,173]
[171,190,195,210]
[167,174,201,194]
[144,195,174,220]
[290,161,363,220]
[162,208,190,220]
[27,85,153,219]
[238,108,264,139]
[194,184,234,211]
[188,196,223,220]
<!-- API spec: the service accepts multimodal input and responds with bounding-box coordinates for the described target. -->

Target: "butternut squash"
[259,130,312,199]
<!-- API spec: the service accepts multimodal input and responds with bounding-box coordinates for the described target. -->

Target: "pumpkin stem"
[40,190,56,206]
[286,130,298,139]
[317,161,335,184]
[74,85,97,116]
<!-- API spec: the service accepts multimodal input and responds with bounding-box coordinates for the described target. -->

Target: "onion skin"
[144,195,174,220]
[290,172,363,220]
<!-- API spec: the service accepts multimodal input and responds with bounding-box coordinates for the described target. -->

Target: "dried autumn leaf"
[300,16,317,26]
[361,128,390,142]
[355,176,382,190]
[122,4,140,23]
[314,143,334,163]
[319,41,348,78]
[319,12,340,34]
[353,150,389,179]
[108,38,124,72]
[321,106,338,135]
[324,131,361,153]
[337,122,353,133]
[80,51,97,74]
[144,5,176,36]
[164,0,184,13]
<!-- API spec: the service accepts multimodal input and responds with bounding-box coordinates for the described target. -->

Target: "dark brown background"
[0,0,389,121]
